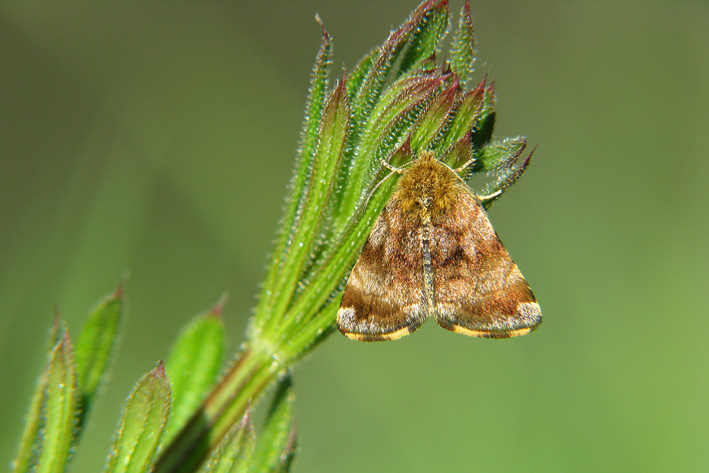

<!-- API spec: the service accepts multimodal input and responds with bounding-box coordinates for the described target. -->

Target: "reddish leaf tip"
[240,408,252,428]
[336,74,348,91]
[52,305,61,325]
[210,293,230,318]
[441,77,461,99]
[155,360,167,377]
[471,77,486,96]
[285,417,298,453]
[392,137,413,164]
[115,272,130,299]
[486,76,496,94]
[55,328,75,359]
[314,13,331,42]
[522,144,538,168]
[463,0,472,16]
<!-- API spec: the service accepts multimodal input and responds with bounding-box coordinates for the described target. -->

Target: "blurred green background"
[2,1,708,472]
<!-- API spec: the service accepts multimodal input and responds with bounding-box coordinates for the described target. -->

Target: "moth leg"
[381,160,401,173]
[476,189,503,203]
[359,170,397,214]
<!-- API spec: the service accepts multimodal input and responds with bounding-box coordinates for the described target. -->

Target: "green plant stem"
[152,345,282,473]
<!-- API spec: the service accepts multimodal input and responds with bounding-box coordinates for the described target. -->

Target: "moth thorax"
[397,158,460,221]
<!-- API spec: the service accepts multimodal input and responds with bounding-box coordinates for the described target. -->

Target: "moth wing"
[431,187,542,338]
[337,196,428,341]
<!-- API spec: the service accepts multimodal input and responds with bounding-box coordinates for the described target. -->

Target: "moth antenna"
[359,169,398,214]
[364,149,410,211]
[379,157,403,173]
[455,154,477,174]
[352,146,412,220]
[445,159,476,189]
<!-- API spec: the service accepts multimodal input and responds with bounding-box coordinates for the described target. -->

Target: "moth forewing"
[337,200,429,341]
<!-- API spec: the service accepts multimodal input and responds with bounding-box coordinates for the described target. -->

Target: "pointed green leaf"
[438,78,487,151]
[248,376,296,473]
[450,0,476,86]
[298,16,334,167]
[444,131,474,170]
[164,299,225,441]
[471,110,495,150]
[255,18,333,328]
[200,412,256,473]
[300,77,359,283]
[473,81,497,149]
[262,77,350,334]
[12,380,45,473]
[411,79,459,151]
[480,144,535,209]
[104,362,171,473]
[12,315,64,473]
[475,136,527,172]
[74,283,124,424]
[47,309,63,349]
[345,47,378,100]
[350,0,444,127]
[36,331,80,473]
[397,0,450,76]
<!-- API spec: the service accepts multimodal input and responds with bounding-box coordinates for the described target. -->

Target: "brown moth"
[337,150,541,341]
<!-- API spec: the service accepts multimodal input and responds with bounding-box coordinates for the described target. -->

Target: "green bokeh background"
[2,2,708,472]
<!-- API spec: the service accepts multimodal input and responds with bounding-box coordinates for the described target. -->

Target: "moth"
[337,151,541,341]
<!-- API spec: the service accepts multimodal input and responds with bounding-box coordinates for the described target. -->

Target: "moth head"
[418,195,433,208]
